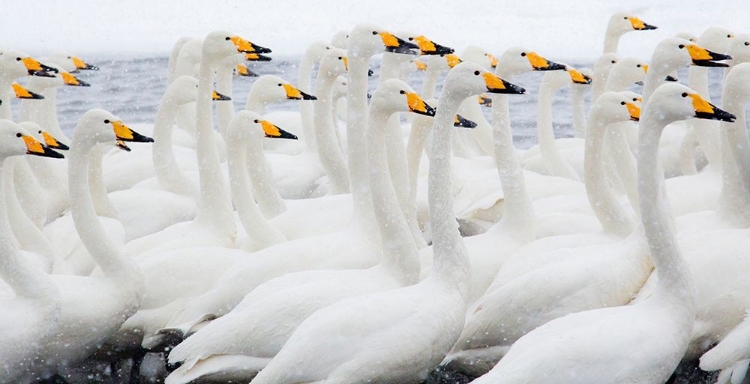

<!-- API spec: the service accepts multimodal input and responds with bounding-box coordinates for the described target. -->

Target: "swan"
[591,53,620,101]
[444,92,647,376]
[23,109,152,380]
[123,31,265,257]
[602,12,657,54]
[0,51,57,120]
[248,61,524,384]
[570,67,592,138]
[0,121,62,382]
[700,311,750,384]
[297,41,332,151]
[468,82,735,384]
[157,24,424,337]
[45,52,99,73]
[164,79,433,384]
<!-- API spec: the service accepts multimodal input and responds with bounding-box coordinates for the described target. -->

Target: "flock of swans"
[1,11,750,384]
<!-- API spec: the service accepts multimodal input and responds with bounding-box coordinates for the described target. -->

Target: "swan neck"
[88,145,119,219]
[716,91,750,225]
[245,135,287,218]
[536,80,579,180]
[299,47,318,150]
[347,56,376,222]
[603,27,622,54]
[406,116,431,209]
[571,86,587,138]
[216,64,235,138]
[422,68,441,100]
[314,70,350,194]
[244,90,267,114]
[153,97,196,196]
[0,83,13,120]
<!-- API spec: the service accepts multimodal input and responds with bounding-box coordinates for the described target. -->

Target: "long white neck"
[314,69,350,194]
[227,131,287,251]
[688,66,722,169]
[245,89,269,114]
[457,97,493,156]
[637,108,696,310]
[571,85,587,138]
[716,87,750,226]
[592,65,614,101]
[642,58,673,104]
[368,103,420,285]
[88,145,119,219]
[428,91,470,298]
[168,37,192,85]
[298,46,320,151]
[584,112,636,236]
[0,160,58,300]
[216,63,235,139]
[69,135,142,281]
[152,97,198,197]
[245,139,286,218]
[603,27,623,54]
[194,57,236,237]
[422,67,441,100]
[379,53,405,83]
[40,89,67,143]
[536,75,580,180]
[603,121,640,213]
[27,156,67,197]
[406,115,431,210]
[346,56,376,223]
[12,156,45,228]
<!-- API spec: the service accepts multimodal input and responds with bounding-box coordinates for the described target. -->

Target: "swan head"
[591,91,642,125]
[319,49,348,78]
[229,110,298,141]
[202,31,271,63]
[165,76,201,105]
[594,53,620,76]
[0,51,58,80]
[461,46,497,70]
[397,32,454,55]
[674,32,698,43]
[371,79,435,117]
[331,30,349,50]
[0,120,64,159]
[74,109,153,150]
[727,34,750,66]
[698,27,735,53]
[652,38,731,69]
[607,12,657,35]
[303,41,332,63]
[47,52,99,73]
[610,57,648,86]
[724,63,750,101]
[424,53,463,72]
[23,64,89,92]
[19,121,70,151]
[444,62,525,100]
[647,83,735,125]
[249,75,316,103]
[347,24,419,58]
[497,47,566,77]
[235,64,258,77]
[417,98,476,129]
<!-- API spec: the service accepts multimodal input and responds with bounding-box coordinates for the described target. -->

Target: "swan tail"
[164,355,268,384]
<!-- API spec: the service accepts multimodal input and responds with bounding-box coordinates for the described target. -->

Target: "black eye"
[253,119,259,123]
[104,119,110,124]
[16,57,21,61]
[681,92,688,98]
[408,37,413,41]
[678,45,685,49]
[338,56,342,60]
[399,90,405,94]
[745,42,749,46]
[15,133,22,138]
[611,60,616,64]
[278,83,282,87]
[372,31,377,35]
[633,98,638,102]
[624,17,628,20]
[474,70,480,75]
[38,130,42,134]
[67,56,71,59]
[728,34,732,38]
[326,46,330,50]
[620,101,626,105]
[520,52,526,57]
[636,64,641,67]
[225,37,230,41]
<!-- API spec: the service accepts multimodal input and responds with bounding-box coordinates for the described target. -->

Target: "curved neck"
[642,58,672,104]
[571,85,587,138]
[227,131,286,250]
[604,122,640,214]
[688,66,722,168]
[245,88,269,114]
[346,56,376,222]
[153,97,198,197]
[637,109,696,307]
[314,70,350,194]
[88,145,119,219]
[0,159,58,300]
[716,90,750,226]
[368,103,420,285]
[536,77,580,180]
[0,82,13,120]
[592,64,614,101]
[603,27,623,54]
[69,136,140,280]
[378,53,405,83]
[406,115,431,209]
[245,139,286,218]
[216,64,235,139]
[584,114,636,236]
[428,91,470,298]
[194,58,236,236]
[422,67,441,100]
[299,47,319,151]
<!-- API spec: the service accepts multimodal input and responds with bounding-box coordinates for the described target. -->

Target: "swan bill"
[406,92,436,117]
[22,57,58,77]
[483,72,526,94]
[413,35,454,55]
[72,56,99,70]
[230,36,272,54]
[12,83,44,100]
[687,93,736,122]
[524,52,566,71]
[628,17,657,30]
[40,131,70,150]
[687,45,732,67]
[115,140,132,152]
[212,90,232,101]
[445,54,462,68]
[486,53,499,68]
[235,65,258,77]
[245,53,272,62]
[111,121,155,143]
[259,120,298,140]
[22,135,64,158]
[61,72,90,87]
[454,114,477,129]
[413,60,427,71]
[478,94,492,107]
[625,102,641,121]
[282,83,317,100]
[342,57,349,71]
[379,32,419,55]
[665,75,678,82]
[568,68,592,84]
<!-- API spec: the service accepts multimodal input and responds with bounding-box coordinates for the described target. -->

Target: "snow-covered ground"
[3,0,746,61]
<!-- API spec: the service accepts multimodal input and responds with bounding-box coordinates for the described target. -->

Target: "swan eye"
[681,92,688,98]
[16,57,21,61]
[104,119,110,124]
[520,52,526,57]
[745,42,749,46]
[253,119,259,123]
[636,64,641,68]
[408,37,414,41]
[372,31,377,35]
[678,44,685,49]
[326,47,330,50]
[474,70,480,76]
[399,90,406,94]
[278,83,282,87]
[225,37,230,41]
[624,17,628,20]
[633,98,638,102]
[728,34,732,38]
[338,56,342,60]
[38,130,42,134]
[611,60,616,64]
[15,133,22,138]
[67,56,71,59]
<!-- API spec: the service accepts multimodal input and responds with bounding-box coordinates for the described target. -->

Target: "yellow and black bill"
[624,101,641,122]
[379,32,419,55]
[413,35,454,55]
[686,92,736,122]
[230,36,272,54]
[483,72,526,94]
[39,130,70,150]
[454,114,477,129]
[115,140,131,151]
[477,94,492,107]
[414,60,427,71]
[486,53,499,69]
[110,120,154,143]
[523,52,566,71]
[405,91,436,117]
[12,83,44,99]
[283,83,317,100]
[236,64,259,77]
[212,90,232,101]
[568,68,592,84]
[686,44,732,67]
[628,17,657,31]
[72,56,99,71]
[22,57,58,77]
[61,72,90,87]
[22,134,64,158]
[245,53,272,62]
[258,119,298,140]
